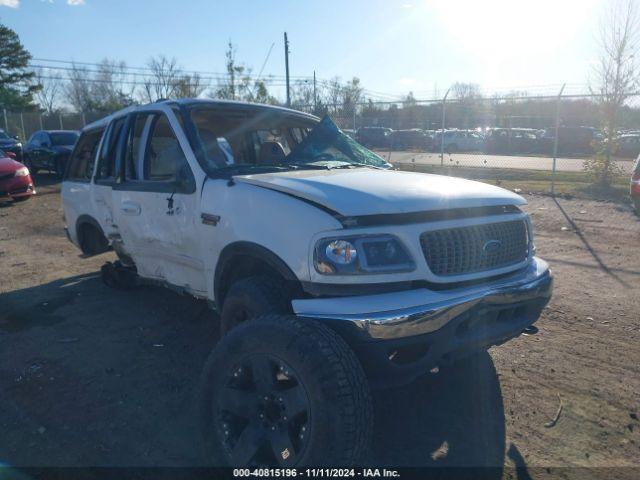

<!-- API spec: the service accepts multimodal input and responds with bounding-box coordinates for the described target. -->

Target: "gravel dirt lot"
[1,175,639,477]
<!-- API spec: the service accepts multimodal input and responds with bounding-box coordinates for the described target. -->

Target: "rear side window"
[96,117,126,181]
[65,128,105,182]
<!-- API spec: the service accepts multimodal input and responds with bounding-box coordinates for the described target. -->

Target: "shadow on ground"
[0,272,505,471]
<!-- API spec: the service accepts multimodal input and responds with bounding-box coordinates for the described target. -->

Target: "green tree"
[0,23,40,109]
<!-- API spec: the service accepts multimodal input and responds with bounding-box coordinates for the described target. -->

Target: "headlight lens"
[315,235,414,275]
[325,240,358,265]
[14,167,29,177]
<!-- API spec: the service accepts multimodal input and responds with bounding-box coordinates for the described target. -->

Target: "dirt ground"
[1,175,639,477]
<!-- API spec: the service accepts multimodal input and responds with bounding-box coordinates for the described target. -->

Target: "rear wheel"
[79,223,109,256]
[200,314,373,466]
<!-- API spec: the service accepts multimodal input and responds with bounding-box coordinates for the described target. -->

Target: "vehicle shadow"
[372,352,505,471]
[0,272,504,470]
[552,197,631,288]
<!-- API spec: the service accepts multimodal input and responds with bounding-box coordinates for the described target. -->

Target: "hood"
[0,138,18,146]
[0,157,24,175]
[234,169,526,217]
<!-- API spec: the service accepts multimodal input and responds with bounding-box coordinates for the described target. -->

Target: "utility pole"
[551,83,566,196]
[440,87,451,167]
[313,70,317,112]
[284,32,291,107]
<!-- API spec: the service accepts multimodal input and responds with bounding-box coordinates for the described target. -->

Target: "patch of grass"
[395,163,631,203]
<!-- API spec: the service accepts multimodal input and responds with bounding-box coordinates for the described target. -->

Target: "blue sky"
[1,0,605,100]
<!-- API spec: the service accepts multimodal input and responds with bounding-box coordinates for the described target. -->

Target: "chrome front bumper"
[293,257,552,341]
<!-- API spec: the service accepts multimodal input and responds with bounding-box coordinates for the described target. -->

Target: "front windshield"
[284,115,390,169]
[50,132,79,146]
[188,107,390,175]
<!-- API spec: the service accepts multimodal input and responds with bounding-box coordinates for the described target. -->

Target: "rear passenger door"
[91,116,126,242]
[61,127,105,247]
[111,110,206,295]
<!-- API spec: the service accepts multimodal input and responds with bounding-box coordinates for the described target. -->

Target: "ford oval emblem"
[483,239,502,253]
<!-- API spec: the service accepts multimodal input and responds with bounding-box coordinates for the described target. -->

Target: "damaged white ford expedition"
[62,99,553,466]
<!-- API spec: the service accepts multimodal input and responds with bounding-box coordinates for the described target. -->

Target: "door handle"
[121,201,141,216]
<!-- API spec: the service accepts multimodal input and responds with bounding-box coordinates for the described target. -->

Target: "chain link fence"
[3,91,637,195]
[296,91,637,195]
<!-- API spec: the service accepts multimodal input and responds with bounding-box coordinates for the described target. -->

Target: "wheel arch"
[214,241,302,308]
[75,214,109,254]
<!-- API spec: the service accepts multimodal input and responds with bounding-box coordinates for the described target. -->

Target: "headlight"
[314,235,414,275]
[14,167,29,177]
[15,142,22,148]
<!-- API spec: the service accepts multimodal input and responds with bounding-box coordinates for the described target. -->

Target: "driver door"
[111,110,206,295]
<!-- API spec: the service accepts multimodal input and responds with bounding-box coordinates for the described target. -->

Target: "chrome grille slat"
[420,220,529,276]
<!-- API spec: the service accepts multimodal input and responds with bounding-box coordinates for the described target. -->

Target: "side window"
[65,128,105,182]
[96,117,126,181]
[124,113,154,181]
[143,114,190,182]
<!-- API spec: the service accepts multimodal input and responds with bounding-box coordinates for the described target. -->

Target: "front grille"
[0,172,14,181]
[420,219,529,276]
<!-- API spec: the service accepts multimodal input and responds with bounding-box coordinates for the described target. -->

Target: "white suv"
[62,99,552,466]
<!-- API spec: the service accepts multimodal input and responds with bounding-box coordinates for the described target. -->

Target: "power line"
[31,57,314,81]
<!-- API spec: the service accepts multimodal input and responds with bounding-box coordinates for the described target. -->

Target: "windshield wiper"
[326,162,386,170]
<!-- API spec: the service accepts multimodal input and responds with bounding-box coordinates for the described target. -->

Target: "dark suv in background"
[355,126,392,148]
[24,130,79,177]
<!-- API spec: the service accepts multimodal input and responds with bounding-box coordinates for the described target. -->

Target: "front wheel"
[200,314,373,466]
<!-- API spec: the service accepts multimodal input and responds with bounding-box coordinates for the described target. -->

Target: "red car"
[632,157,640,214]
[0,149,36,203]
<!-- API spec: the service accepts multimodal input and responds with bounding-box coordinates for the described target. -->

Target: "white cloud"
[67,0,85,5]
[0,0,20,8]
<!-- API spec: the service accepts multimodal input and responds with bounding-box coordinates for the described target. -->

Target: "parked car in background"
[0,149,35,203]
[433,129,484,153]
[23,130,80,177]
[355,126,392,148]
[540,126,599,156]
[631,157,640,214]
[341,128,356,139]
[0,129,23,161]
[484,128,541,155]
[615,134,640,158]
[389,128,432,150]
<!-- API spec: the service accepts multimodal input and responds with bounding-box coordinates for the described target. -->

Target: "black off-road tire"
[200,314,373,466]
[219,276,290,335]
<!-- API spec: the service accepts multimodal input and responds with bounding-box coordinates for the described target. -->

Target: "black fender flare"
[214,241,300,306]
